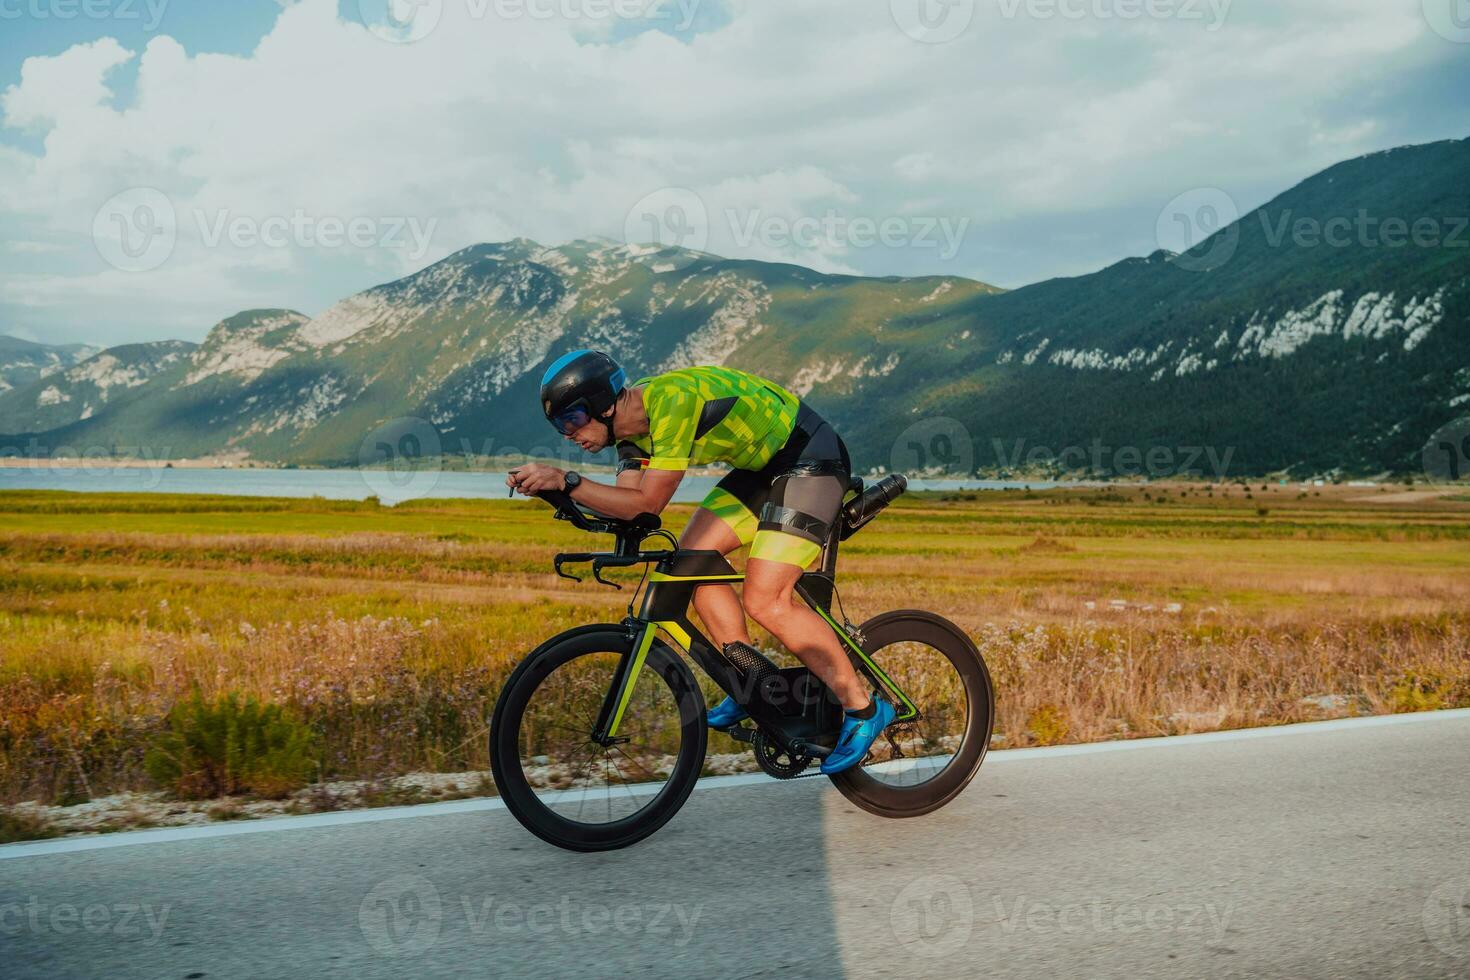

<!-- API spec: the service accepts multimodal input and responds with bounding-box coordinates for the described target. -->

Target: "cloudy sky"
[1,0,1468,348]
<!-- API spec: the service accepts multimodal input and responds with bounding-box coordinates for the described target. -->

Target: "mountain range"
[3,136,1467,478]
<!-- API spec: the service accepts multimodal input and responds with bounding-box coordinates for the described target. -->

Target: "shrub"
[144,691,318,799]
[1388,670,1452,713]
[1026,704,1070,746]
[0,808,59,844]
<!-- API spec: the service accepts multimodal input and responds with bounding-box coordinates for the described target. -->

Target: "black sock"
[847,700,876,719]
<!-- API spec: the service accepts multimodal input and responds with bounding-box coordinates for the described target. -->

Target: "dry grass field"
[2,482,1468,835]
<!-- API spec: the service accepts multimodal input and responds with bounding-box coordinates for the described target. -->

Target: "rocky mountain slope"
[4,137,1466,477]
[843,136,1469,476]
[0,340,196,436]
[0,336,100,395]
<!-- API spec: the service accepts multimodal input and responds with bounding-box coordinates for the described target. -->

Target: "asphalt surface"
[3,711,1469,979]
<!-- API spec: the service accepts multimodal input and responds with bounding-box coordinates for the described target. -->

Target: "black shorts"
[702,404,853,566]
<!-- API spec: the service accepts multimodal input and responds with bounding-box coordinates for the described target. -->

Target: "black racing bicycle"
[488,474,995,851]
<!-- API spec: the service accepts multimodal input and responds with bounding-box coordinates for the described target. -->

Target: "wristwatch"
[563,470,582,493]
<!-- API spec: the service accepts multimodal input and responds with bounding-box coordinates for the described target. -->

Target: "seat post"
[799,522,841,614]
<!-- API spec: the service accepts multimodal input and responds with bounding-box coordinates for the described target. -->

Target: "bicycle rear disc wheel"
[828,610,994,817]
[489,626,707,851]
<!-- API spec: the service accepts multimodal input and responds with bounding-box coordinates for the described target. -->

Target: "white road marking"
[4,707,1467,861]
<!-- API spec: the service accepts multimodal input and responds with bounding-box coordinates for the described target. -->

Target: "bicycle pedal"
[724,725,755,744]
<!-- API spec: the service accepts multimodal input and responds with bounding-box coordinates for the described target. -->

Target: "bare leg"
[742,557,870,711]
[680,507,751,649]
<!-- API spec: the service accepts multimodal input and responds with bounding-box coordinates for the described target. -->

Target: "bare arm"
[506,462,681,520]
[570,467,682,519]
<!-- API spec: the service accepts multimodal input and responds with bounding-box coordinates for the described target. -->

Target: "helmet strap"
[600,395,619,444]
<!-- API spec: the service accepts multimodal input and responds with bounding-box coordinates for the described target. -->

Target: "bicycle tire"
[828,610,994,817]
[489,625,708,851]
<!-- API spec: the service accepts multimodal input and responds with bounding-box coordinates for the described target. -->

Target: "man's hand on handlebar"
[506,463,565,496]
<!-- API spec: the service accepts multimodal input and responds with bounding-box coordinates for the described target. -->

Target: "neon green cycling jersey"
[617,366,800,473]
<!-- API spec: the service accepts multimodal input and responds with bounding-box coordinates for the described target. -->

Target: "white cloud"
[5,241,64,254]
[0,0,1457,346]
[0,38,133,131]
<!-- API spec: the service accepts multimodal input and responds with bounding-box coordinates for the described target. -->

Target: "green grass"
[1,484,1468,807]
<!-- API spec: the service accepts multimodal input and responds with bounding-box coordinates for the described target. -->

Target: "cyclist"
[507,349,895,773]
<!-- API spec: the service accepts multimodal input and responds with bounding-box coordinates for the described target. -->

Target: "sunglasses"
[548,401,594,436]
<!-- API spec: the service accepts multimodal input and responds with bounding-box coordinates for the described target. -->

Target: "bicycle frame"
[592,548,920,743]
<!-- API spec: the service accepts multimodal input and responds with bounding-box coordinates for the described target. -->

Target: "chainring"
[751,731,813,779]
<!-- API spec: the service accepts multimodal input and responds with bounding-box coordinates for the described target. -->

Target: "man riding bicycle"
[506,349,896,773]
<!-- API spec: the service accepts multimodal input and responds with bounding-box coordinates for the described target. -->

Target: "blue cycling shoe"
[821,697,897,774]
[706,696,749,729]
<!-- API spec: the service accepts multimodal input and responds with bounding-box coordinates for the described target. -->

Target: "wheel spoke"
[509,646,692,829]
[854,637,978,790]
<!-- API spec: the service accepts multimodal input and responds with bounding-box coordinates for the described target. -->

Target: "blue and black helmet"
[540,350,627,436]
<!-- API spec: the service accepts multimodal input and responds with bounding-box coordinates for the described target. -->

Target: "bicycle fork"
[590,621,658,745]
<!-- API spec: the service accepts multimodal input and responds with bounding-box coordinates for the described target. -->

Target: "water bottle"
[841,474,908,536]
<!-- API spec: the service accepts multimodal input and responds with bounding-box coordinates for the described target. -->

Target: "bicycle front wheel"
[489,625,708,851]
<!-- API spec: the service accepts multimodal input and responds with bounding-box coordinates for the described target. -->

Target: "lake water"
[0,466,1070,506]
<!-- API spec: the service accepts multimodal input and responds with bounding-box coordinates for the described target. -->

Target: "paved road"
[4,712,1469,979]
